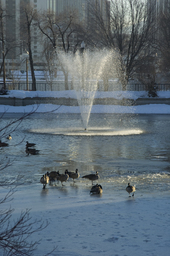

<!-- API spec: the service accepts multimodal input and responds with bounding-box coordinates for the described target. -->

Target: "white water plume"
[58,49,121,129]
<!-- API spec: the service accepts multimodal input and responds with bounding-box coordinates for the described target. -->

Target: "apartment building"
[0,0,109,73]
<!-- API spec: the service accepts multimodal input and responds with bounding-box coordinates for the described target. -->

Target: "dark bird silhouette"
[82,171,99,185]
[26,147,39,156]
[26,141,36,147]
[0,140,8,147]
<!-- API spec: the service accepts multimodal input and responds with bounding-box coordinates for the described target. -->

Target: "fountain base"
[30,127,144,136]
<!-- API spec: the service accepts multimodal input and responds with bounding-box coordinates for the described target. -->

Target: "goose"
[65,169,80,182]
[47,171,60,183]
[82,171,99,185]
[26,141,36,147]
[40,173,49,189]
[90,184,103,194]
[26,147,39,156]
[57,173,69,186]
[7,135,12,140]
[0,140,8,147]
[126,183,136,197]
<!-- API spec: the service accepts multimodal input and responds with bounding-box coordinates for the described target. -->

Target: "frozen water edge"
[2,183,170,256]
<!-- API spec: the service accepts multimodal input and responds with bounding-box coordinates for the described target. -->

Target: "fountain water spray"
[58,48,122,129]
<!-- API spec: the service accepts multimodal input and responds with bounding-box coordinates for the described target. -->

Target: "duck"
[82,171,99,185]
[26,147,39,156]
[40,173,49,189]
[57,173,69,186]
[126,183,136,197]
[7,135,12,140]
[65,169,80,182]
[90,184,103,194]
[26,141,36,147]
[0,140,8,147]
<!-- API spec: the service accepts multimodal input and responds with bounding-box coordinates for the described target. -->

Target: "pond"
[1,112,170,197]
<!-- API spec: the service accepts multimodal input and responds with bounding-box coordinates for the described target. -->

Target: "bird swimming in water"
[7,135,12,140]
[0,140,8,147]
[26,141,36,147]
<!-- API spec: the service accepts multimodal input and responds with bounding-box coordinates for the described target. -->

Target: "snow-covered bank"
[2,90,170,100]
[1,90,170,114]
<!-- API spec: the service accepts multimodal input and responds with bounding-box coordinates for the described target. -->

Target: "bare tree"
[0,0,16,90]
[0,106,38,140]
[0,0,6,89]
[0,201,47,256]
[43,47,57,91]
[158,5,170,73]
[0,109,58,256]
[88,0,157,90]
[37,9,84,90]
[20,1,37,91]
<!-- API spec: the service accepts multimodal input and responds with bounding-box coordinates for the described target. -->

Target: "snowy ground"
[6,184,170,256]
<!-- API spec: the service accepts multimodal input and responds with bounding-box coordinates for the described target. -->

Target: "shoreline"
[1,103,170,114]
[1,90,170,107]
[0,96,170,106]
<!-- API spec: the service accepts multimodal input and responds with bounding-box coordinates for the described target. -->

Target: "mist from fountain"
[58,48,121,130]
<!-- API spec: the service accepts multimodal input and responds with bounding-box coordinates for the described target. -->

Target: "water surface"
[1,113,170,197]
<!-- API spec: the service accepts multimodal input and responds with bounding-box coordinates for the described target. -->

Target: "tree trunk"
[103,77,109,91]
[29,47,36,91]
[65,73,69,90]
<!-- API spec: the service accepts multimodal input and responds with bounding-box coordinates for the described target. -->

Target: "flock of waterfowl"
[0,137,135,197]
[40,169,136,197]
[40,169,104,195]
[0,136,40,156]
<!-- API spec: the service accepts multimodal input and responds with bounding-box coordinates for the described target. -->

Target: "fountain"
[30,46,144,136]
[58,45,121,130]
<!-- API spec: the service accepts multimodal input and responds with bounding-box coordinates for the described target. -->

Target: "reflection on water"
[0,113,170,195]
